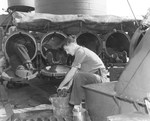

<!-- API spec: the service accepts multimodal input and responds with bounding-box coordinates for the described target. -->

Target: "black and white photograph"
[0,0,150,121]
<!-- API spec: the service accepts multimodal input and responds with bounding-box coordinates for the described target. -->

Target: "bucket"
[49,94,72,117]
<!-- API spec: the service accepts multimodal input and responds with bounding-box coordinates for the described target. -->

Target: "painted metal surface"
[0,14,13,27]
[115,28,150,102]
[82,28,150,121]
[83,82,146,121]
[129,28,145,58]
[0,27,4,51]
[7,0,35,12]
[107,112,150,121]
[35,0,106,15]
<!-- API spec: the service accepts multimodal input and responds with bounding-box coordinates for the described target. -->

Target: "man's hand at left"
[57,86,68,92]
[57,86,69,97]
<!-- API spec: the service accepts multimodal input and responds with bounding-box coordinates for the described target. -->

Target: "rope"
[127,0,140,27]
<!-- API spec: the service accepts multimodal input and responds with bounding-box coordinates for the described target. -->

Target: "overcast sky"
[107,0,150,18]
[0,0,150,18]
[0,0,7,14]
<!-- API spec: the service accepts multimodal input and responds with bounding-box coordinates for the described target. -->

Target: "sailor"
[2,34,38,88]
[58,35,109,106]
[43,36,68,65]
[8,35,35,78]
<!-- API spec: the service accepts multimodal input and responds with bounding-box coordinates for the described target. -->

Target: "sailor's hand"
[57,86,68,92]
[57,86,68,97]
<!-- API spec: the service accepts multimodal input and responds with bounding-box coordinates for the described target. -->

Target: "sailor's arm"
[58,67,78,90]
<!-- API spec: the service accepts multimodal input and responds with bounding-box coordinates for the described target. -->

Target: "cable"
[127,0,140,27]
